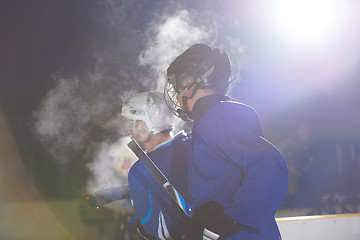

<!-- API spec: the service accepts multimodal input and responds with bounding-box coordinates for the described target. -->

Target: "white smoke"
[86,136,136,190]
[32,72,131,164]
[86,136,137,211]
[139,9,211,91]
[31,0,246,210]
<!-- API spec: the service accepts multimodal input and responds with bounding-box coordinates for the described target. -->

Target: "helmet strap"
[177,83,201,121]
[177,66,214,99]
[173,66,214,121]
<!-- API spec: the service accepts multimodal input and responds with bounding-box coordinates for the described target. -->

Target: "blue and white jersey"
[128,131,191,239]
[188,95,289,240]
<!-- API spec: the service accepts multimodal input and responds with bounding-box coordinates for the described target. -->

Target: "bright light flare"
[267,0,345,46]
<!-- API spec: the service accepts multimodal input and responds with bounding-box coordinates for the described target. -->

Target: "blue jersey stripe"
[140,185,152,225]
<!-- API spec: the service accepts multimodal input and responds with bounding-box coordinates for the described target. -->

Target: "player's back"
[128,131,191,239]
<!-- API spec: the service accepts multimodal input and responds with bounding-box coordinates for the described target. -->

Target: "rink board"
[277,213,360,240]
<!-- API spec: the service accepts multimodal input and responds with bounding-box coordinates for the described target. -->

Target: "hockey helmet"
[164,44,231,120]
[122,91,174,135]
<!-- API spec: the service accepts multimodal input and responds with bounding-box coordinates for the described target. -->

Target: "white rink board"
[277,213,360,240]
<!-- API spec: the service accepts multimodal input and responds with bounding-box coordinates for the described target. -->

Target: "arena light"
[266,0,345,46]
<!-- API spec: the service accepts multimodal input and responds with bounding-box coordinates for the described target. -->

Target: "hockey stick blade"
[87,185,130,208]
[127,139,190,216]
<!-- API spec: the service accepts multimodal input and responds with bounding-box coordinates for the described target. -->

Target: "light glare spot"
[268,0,344,46]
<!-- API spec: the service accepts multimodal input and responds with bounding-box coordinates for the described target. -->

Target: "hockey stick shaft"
[87,185,130,208]
[127,139,190,216]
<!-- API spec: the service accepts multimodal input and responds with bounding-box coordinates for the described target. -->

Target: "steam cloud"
[31,1,225,209]
[139,9,211,91]
[86,136,136,191]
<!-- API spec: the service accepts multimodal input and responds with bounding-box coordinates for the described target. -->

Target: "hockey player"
[164,44,289,239]
[122,91,191,239]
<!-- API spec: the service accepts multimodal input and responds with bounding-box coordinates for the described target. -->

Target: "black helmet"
[164,44,231,121]
[166,44,231,93]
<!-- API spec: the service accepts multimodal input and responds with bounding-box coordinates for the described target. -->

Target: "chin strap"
[176,108,191,122]
[176,83,202,122]
[176,66,215,122]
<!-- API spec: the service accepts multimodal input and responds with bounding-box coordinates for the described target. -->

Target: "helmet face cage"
[164,55,216,121]
[122,91,173,135]
[164,80,182,119]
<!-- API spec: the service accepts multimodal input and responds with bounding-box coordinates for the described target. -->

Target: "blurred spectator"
[278,122,360,214]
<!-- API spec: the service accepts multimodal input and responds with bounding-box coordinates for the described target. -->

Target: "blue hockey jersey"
[128,131,191,239]
[188,95,289,240]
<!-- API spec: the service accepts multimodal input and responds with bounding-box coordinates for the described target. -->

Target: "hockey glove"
[182,201,254,240]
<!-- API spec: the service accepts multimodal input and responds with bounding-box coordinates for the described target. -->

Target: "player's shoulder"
[128,159,144,174]
[196,100,260,134]
[154,130,191,151]
[202,100,258,122]
[217,100,256,114]
[127,159,143,183]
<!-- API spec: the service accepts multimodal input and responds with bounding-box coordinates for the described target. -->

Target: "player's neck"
[186,89,222,112]
[144,132,172,152]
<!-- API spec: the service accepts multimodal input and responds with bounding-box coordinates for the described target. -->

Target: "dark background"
[1,0,360,214]
[1,0,105,198]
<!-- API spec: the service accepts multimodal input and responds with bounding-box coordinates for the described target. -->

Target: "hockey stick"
[87,185,130,208]
[127,139,190,216]
[128,140,223,240]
